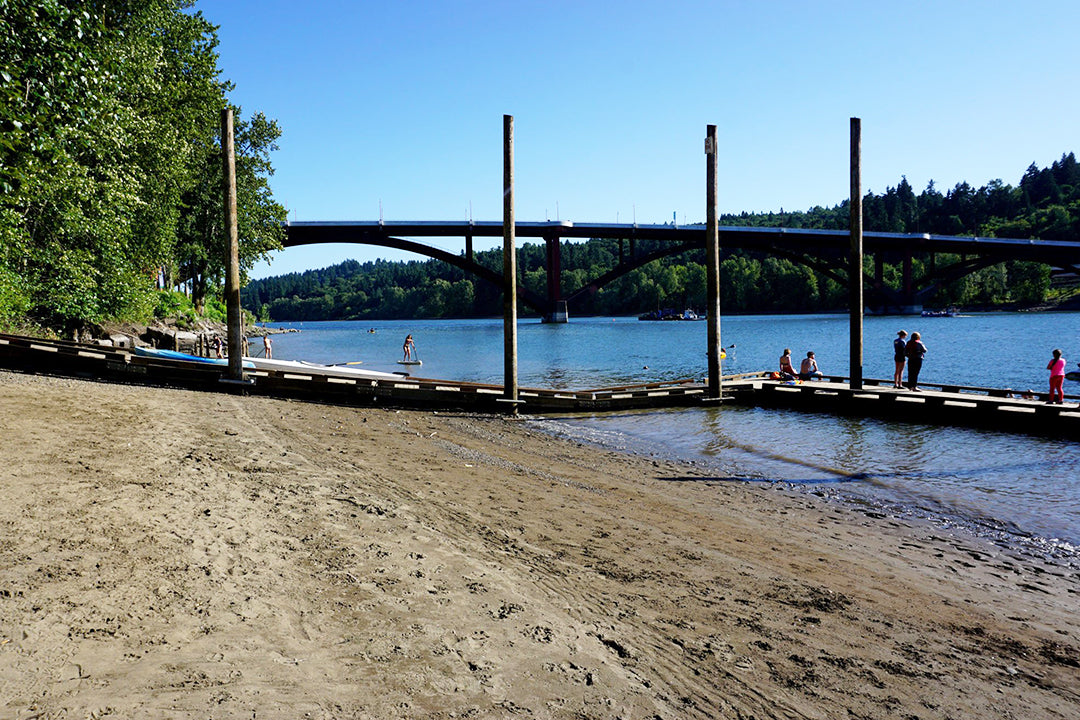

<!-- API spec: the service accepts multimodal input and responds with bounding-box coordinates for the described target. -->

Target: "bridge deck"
[285,219,1080,262]
[1,334,1077,438]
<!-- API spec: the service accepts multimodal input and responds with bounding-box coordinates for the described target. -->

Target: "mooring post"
[502,114,519,410]
[849,117,864,390]
[222,107,243,382]
[705,124,722,399]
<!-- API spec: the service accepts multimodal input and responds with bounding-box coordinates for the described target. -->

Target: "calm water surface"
[263,312,1080,553]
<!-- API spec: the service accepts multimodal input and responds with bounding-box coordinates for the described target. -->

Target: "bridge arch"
[282,221,1080,317]
[283,230,549,315]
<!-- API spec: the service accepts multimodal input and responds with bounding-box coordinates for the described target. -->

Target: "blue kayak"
[134,346,254,369]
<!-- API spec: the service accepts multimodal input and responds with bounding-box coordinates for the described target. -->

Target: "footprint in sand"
[733,656,755,672]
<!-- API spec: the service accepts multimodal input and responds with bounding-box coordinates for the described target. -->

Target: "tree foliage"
[175,110,286,312]
[0,0,283,331]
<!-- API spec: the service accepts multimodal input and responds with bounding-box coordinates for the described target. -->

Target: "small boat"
[921,308,959,317]
[639,308,704,321]
[135,346,255,368]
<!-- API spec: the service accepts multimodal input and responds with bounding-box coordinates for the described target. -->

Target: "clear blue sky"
[197,0,1080,279]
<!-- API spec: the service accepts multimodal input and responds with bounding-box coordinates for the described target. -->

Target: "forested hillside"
[244,154,1080,320]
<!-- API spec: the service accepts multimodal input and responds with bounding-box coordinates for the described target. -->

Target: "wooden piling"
[222,108,243,381]
[849,117,864,390]
[502,115,519,407]
[705,125,722,398]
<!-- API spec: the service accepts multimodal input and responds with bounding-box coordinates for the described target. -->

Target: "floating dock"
[1,333,1077,438]
[0,333,710,412]
[725,375,1080,437]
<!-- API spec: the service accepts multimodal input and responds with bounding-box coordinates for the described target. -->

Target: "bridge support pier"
[542,235,568,323]
[543,300,569,323]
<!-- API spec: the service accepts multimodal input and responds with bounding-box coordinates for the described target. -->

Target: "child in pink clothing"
[1047,348,1066,404]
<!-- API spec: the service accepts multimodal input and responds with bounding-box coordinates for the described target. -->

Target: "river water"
[260,312,1080,555]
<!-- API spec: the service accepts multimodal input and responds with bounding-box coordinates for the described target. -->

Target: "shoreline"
[1,370,1078,718]
[247,295,1080,325]
[533,410,1080,561]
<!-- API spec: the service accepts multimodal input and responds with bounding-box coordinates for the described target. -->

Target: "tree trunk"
[191,270,207,313]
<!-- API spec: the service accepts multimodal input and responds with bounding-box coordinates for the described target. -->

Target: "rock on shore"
[80,319,296,354]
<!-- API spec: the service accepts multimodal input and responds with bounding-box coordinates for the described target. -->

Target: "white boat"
[245,357,407,380]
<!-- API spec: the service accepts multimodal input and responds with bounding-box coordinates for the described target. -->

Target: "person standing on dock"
[1047,348,1066,404]
[905,332,927,391]
[403,334,415,362]
[893,330,908,388]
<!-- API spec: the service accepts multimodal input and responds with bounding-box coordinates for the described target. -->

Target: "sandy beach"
[1,370,1078,719]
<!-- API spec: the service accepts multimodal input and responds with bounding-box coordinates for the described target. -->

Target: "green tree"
[0,0,236,330]
[175,109,286,311]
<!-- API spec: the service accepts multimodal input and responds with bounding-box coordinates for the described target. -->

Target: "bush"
[153,291,197,328]
[202,297,227,323]
[0,266,31,328]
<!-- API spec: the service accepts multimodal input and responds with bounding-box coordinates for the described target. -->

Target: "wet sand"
[1,370,1078,719]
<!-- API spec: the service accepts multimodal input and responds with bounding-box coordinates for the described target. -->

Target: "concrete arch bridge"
[283,220,1080,320]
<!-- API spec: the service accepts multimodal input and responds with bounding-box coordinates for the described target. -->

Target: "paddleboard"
[248,357,402,380]
[397,360,422,366]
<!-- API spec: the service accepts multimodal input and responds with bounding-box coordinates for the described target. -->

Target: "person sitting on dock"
[799,351,823,381]
[779,348,798,381]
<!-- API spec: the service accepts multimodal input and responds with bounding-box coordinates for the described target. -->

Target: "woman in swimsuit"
[893,330,907,388]
[779,348,798,380]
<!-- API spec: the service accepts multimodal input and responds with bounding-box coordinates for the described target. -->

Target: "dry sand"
[0,370,1078,719]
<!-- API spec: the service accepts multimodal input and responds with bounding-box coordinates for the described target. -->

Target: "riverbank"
[1,370,1078,719]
